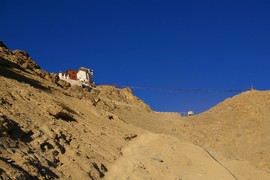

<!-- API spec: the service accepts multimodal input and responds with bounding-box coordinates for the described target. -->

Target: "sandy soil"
[106,132,270,180]
[106,133,237,180]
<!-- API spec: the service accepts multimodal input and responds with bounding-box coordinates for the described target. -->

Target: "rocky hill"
[107,89,270,179]
[1,41,270,179]
[187,90,270,172]
[0,41,149,179]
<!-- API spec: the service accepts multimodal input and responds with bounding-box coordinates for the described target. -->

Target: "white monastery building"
[77,67,94,83]
[59,67,94,87]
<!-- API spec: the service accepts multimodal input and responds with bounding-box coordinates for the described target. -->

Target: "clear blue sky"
[1,0,270,113]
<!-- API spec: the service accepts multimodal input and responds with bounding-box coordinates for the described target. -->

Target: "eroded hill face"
[186,90,270,172]
[1,41,270,179]
[111,88,270,174]
[0,42,149,179]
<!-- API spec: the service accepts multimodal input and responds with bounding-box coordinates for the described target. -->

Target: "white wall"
[77,70,93,82]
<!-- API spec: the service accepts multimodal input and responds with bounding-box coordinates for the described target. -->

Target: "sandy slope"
[0,43,147,179]
[105,132,270,180]
[1,42,270,179]
[106,133,237,180]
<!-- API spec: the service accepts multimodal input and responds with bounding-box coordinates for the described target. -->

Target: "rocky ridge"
[0,41,149,179]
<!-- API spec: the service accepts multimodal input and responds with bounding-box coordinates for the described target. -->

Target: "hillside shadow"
[0,157,36,179]
[0,116,33,143]
[9,120,34,143]
[0,56,31,73]
[0,156,59,179]
[54,111,77,122]
[0,57,51,92]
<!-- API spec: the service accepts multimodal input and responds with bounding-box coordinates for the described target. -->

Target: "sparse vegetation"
[57,102,78,115]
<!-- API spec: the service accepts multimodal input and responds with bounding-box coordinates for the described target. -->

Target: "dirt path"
[105,133,238,180]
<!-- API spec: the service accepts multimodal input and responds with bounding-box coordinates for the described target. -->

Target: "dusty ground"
[1,41,270,179]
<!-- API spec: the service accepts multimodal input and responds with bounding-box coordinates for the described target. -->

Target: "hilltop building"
[59,67,94,87]
[180,111,195,117]
[187,111,194,116]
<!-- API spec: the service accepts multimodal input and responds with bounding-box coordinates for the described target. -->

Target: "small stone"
[123,134,137,141]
